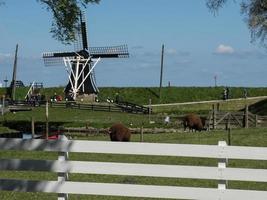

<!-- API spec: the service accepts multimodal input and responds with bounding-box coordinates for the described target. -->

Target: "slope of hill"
[1,86,267,105]
[248,99,267,115]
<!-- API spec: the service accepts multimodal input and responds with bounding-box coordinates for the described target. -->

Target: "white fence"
[0,137,267,200]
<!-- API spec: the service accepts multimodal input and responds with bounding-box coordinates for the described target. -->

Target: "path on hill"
[147,96,267,107]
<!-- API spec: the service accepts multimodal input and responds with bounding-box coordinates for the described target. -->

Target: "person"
[164,116,170,125]
[243,88,248,98]
[226,87,230,100]
[223,88,227,100]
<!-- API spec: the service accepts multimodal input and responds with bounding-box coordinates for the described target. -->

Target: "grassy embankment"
[1,86,267,105]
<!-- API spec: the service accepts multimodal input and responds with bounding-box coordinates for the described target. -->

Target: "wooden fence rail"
[207,104,266,129]
[50,101,150,114]
[0,138,267,199]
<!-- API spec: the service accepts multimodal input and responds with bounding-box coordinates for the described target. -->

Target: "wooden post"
[148,99,152,122]
[140,123,144,142]
[227,128,231,146]
[31,117,35,138]
[46,101,49,139]
[244,105,249,129]
[216,103,220,111]
[255,115,258,128]
[226,113,230,130]
[1,95,5,116]
[212,104,216,130]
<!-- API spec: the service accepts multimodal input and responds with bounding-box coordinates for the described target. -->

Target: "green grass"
[1,86,267,105]
[1,128,267,199]
[1,86,267,199]
[81,86,267,105]
[151,98,265,114]
[1,107,149,130]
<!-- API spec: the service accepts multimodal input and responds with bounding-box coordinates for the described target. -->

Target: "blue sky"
[0,0,266,88]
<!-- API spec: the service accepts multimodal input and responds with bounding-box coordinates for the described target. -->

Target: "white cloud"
[166,48,177,55]
[0,53,13,64]
[0,53,12,58]
[215,44,234,54]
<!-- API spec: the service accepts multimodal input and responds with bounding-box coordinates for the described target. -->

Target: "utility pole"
[11,44,19,101]
[159,44,164,102]
[46,101,49,139]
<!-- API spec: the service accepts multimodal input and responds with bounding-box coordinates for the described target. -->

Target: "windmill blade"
[89,45,129,58]
[43,52,76,66]
[80,11,89,50]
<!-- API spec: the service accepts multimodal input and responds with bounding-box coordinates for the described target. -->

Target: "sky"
[0,0,266,88]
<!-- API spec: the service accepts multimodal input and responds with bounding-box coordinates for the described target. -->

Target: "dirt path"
[147,96,267,107]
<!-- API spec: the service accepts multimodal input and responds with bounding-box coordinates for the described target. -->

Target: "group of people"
[222,87,248,100]
[26,93,43,106]
[222,87,230,100]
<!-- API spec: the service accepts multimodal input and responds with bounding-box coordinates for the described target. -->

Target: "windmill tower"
[43,12,129,100]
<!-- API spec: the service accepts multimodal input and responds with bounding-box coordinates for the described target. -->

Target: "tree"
[38,0,100,44]
[206,0,267,47]
[1,0,100,44]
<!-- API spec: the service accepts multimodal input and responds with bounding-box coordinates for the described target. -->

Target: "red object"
[48,134,59,140]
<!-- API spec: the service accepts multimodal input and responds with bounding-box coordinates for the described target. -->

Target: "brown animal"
[108,123,131,141]
[183,114,204,132]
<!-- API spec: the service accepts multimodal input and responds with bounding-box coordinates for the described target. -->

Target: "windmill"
[43,12,129,100]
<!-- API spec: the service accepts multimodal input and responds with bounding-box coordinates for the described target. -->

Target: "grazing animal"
[183,114,204,132]
[108,123,131,142]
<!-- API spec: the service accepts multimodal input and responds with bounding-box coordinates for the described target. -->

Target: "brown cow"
[108,123,131,142]
[183,114,204,132]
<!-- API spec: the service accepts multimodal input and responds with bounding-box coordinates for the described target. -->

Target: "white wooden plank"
[1,159,267,183]
[0,138,220,158]
[1,138,267,160]
[1,179,267,200]
[2,138,267,160]
[224,146,267,160]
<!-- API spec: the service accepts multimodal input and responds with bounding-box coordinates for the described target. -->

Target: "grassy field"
[0,99,266,134]
[0,128,267,199]
[0,86,267,199]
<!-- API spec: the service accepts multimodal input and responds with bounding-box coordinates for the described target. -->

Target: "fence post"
[212,104,217,130]
[244,105,249,128]
[216,103,220,111]
[255,115,258,128]
[1,95,5,116]
[31,117,35,138]
[46,101,49,139]
[140,123,144,142]
[218,141,227,190]
[58,135,69,200]
[148,99,152,122]
[225,113,230,130]
[227,128,231,146]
